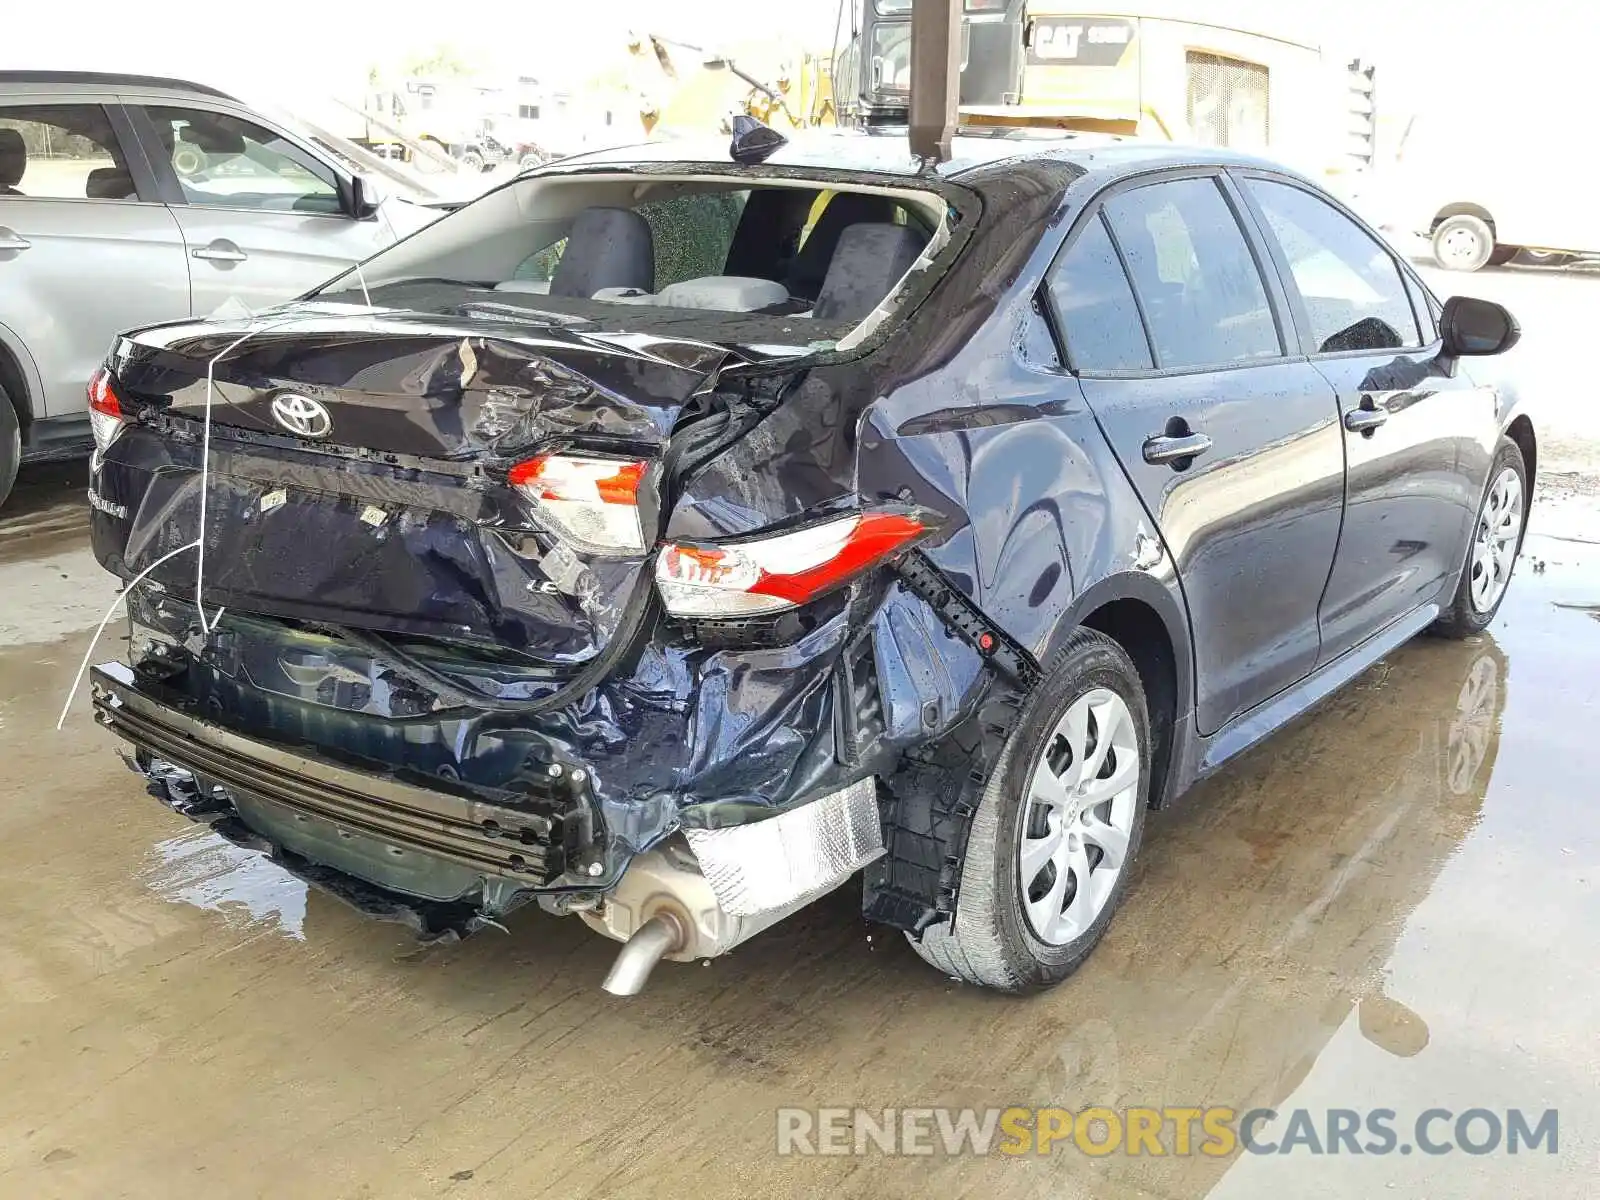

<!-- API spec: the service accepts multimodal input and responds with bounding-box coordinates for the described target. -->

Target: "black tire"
[1432,436,1529,638]
[908,628,1152,991]
[0,383,19,511]
[1432,214,1496,272]
[1486,245,1518,267]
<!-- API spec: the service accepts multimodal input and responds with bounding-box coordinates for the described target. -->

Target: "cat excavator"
[623,32,837,136]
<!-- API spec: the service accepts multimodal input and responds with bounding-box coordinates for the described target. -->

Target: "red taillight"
[655,512,928,617]
[86,367,125,456]
[508,454,649,554]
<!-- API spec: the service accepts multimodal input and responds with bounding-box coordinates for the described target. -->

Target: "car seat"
[0,130,26,196]
[811,223,927,322]
[549,207,655,299]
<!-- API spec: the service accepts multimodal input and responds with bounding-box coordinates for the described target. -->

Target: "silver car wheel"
[1439,225,1485,268]
[1017,687,1140,946]
[1469,467,1522,614]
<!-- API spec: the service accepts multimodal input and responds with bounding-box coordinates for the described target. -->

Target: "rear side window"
[1103,177,1280,369]
[0,104,136,201]
[1245,178,1421,353]
[1045,213,1152,371]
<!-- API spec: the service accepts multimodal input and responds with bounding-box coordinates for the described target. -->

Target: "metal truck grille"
[1185,51,1269,150]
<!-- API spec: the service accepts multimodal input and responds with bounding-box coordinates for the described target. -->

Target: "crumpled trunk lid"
[92,311,733,664]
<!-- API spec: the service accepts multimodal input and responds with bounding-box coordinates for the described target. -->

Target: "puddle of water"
[140,826,308,941]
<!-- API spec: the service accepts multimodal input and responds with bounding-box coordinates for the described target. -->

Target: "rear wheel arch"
[1081,598,1180,810]
[1431,202,1495,234]
[1040,572,1192,809]
[0,328,37,434]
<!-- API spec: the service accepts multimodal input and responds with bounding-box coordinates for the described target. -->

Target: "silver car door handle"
[0,231,31,251]
[1344,398,1389,435]
[192,244,248,263]
[1142,432,1213,466]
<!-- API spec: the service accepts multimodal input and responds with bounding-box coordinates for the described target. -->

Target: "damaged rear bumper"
[91,660,605,898]
[90,659,889,974]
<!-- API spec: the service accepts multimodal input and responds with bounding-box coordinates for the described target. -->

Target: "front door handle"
[192,241,248,263]
[1142,431,1213,467]
[0,228,31,252]
[1344,396,1389,436]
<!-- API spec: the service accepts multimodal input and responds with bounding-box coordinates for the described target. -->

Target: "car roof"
[550,127,1303,185]
[0,71,235,101]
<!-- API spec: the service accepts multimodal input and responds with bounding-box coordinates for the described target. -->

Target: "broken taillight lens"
[655,512,928,617]
[508,453,649,554]
[87,367,125,456]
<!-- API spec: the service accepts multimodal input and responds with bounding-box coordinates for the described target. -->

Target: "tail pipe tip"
[601,911,687,997]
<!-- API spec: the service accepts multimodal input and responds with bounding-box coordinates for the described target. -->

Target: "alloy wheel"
[1017,687,1140,945]
[1469,467,1522,614]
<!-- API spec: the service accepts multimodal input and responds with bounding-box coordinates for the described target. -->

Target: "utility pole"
[908,0,961,162]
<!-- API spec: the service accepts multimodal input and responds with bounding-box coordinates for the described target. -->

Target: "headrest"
[549,207,655,299]
[0,129,25,187]
[85,167,135,200]
[656,276,789,312]
[811,223,927,323]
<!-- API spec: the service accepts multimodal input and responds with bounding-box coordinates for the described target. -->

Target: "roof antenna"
[728,114,786,164]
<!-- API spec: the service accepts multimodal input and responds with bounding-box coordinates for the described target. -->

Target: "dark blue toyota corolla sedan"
[81,129,1532,993]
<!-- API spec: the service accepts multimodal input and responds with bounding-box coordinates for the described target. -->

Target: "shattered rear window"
[316,172,960,352]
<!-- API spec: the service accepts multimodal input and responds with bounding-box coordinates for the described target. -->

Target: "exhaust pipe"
[601,911,686,997]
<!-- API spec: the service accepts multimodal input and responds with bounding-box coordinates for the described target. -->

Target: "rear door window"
[1244,177,1421,353]
[1045,213,1153,371]
[0,104,140,201]
[1102,177,1281,369]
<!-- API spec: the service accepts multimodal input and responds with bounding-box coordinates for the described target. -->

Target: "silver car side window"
[0,104,137,202]
[143,106,340,216]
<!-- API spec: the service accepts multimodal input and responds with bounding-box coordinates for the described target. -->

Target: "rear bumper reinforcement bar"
[90,661,587,886]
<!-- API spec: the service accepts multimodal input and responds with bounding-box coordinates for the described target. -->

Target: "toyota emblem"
[270,392,332,438]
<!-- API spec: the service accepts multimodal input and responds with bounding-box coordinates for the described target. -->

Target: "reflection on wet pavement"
[142,827,309,942]
[0,474,1596,1198]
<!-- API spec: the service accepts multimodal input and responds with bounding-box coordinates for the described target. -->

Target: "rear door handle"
[192,241,248,263]
[1344,396,1389,435]
[0,229,31,252]
[1142,431,1212,467]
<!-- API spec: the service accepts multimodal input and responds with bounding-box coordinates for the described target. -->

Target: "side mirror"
[1440,295,1520,357]
[346,173,383,219]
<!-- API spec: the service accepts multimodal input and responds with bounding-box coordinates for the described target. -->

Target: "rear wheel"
[1433,437,1528,637]
[908,628,1151,991]
[1432,214,1496,272]
[0,384,19,511]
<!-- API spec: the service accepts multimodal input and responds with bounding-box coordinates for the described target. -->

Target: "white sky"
[4,1,1595,135]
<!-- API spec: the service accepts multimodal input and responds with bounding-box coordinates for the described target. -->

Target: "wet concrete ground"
[3,280,1599,1197]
